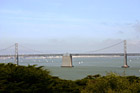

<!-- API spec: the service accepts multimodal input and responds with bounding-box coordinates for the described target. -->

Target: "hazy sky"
[0,0,140,53]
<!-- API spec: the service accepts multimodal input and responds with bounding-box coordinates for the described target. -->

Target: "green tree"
[0,63,54,93]
[81,73,140,93]
[0,63,80,93]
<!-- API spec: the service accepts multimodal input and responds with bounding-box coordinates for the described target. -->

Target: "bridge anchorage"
[61,53,73,67]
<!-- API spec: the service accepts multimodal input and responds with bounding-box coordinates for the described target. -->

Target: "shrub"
[81,73,140,93]
[0,63,140,93]
[0,63,79,93]
[0,63,54,93]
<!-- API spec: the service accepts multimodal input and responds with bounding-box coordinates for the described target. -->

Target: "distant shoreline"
[0,55,121,59]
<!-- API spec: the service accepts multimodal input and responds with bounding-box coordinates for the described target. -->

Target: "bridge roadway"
[0,53,140,57]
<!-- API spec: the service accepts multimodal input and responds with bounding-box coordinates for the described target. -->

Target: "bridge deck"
[0,53,140,57]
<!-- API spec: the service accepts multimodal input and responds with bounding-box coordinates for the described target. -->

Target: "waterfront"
[0,56,140,80]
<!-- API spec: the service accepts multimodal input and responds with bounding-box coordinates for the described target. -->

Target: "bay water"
[0,56,140,80]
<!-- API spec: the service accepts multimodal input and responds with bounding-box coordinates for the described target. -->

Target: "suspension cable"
[0,44,15,52]
[19,44,44,53]
[89,41,124,53]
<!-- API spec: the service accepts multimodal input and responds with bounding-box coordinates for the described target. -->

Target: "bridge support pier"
[61,54,73,67]
[122,40,129,68]
[15,43,19,66]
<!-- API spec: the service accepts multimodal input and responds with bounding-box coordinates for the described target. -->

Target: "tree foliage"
[0,63,79,93]
[0,63,140,93]
[81,73,140,93]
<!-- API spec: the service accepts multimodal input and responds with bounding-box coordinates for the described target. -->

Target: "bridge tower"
[122,40,129,68]
[61,53,73,67]
[15,43,19,65]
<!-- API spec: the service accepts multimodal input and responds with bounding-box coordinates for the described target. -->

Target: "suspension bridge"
[0,40,140,68]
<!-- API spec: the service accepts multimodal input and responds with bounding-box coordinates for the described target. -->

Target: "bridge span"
[0,41,140,68]
[0,53,140,68]
[0,53,140,57]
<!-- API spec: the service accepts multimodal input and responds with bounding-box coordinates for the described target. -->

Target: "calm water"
[0,56,140,80]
